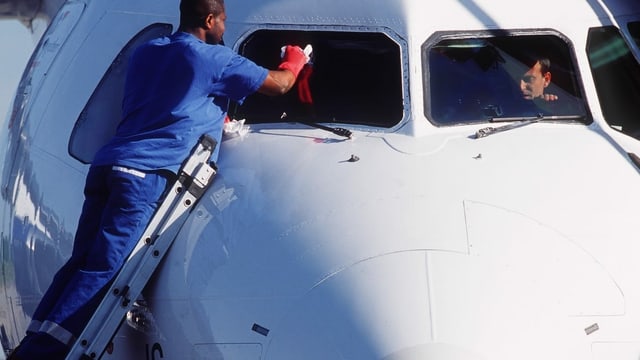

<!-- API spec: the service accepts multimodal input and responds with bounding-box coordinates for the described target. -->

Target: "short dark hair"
[179,0,225,28]
[536,58,551,74]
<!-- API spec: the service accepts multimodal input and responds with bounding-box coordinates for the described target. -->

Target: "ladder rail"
[65,135,217,360]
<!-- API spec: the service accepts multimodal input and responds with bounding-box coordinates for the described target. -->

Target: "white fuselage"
[1,0,640,359]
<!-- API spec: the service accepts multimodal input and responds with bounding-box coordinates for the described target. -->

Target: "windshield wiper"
[301,121,353,139]
[474,114,585,138]
[279,111,353,139]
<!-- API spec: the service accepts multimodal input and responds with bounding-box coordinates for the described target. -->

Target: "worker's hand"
[281,44,312,62]
[278,44,312,78]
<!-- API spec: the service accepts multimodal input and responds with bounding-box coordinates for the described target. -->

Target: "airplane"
[1,0,640,358]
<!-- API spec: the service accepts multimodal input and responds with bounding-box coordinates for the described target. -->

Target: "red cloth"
[297,65,313,104]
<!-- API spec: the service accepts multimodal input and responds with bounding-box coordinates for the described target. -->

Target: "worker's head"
[179,0,226,45]
[520,58,551,100]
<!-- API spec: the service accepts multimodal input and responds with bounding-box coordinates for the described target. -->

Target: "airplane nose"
[260,200,622,360]
[263,251,462,359]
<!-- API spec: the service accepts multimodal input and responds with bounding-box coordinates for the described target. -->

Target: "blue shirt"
[92,32,268,172]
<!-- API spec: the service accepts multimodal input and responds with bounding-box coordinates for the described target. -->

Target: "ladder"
[65,135,218,360]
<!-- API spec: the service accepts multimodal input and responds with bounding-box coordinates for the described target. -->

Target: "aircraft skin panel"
[1,0,640,359]
[128,123,640,358]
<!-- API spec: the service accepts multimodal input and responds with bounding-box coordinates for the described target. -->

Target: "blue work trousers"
[14,165,171,359]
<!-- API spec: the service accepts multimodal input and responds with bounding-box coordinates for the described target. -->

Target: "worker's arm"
[257,70,297,96]
[257,45,309,96]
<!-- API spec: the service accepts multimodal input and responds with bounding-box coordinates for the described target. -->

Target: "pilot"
[8,0,310,359]
[520,57,559,102]
[516,56,591,117]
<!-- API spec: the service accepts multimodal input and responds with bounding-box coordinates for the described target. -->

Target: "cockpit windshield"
[423,33,588,126]
[586,24,640,139]
[231,29,405,128]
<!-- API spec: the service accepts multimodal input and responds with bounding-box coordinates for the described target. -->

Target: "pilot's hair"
[523,57,551,74]
[535,58,551,74]
[514,49,553,75]
[179,0,225,27]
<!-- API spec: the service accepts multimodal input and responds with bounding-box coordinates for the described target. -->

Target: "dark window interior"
[629,21,640,48]
[587,26,640,138]
[230,30,404,128]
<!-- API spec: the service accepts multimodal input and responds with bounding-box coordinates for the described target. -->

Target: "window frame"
[421,29,591,127]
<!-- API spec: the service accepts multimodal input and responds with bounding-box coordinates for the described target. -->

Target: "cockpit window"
[587,26,640,139]
[423,32,587,126]
[69,23,173,164]
[230,30,404,128]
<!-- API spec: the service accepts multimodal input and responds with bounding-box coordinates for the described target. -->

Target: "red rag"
[297,64,313,104]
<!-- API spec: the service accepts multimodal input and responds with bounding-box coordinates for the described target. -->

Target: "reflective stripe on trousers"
[40,320,76,347]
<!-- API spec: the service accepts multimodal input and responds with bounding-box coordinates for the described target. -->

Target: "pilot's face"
[520,61,550,100]
[205,11,226,45]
